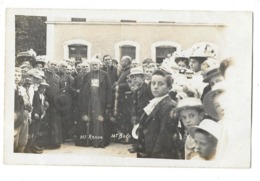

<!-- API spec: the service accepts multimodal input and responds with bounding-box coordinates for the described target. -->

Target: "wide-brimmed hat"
[24,78,33,85]
[32,56,46,68]
[129,67,144,76]
[27,68,43,79]
[39,79,49,87]
[190,43,217,59]
[188,119,221,140]
[54,92,72,112]
[202,82,226,120]
[173,97,204,114]
[16,50,36,66]
[203,68,222,83]
[172,50,190,63]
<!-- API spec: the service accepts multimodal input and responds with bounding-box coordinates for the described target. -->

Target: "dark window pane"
[69,44,88,61]
[120,45,136,60]
[156,46,176,64]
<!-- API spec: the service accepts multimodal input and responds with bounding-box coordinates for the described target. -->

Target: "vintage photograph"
[4,9,252,168]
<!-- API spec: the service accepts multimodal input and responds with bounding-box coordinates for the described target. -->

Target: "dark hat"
[54,92,72,112]
[32,60,45,67]
[203,68,222,83]
[16,51,36,67]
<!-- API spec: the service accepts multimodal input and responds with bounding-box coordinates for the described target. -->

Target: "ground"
[43,141,136,158]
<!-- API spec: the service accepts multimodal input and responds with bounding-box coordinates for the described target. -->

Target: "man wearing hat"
[78,58,112,148]
[113,56,133,144]
[127,67,154,153]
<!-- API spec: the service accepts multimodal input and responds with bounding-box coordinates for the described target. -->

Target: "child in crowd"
[14,68,29,153]
[189,119,221,160]
[143,65,157,84]
[137,69,181,159]
[26,80,50,153]
[127,67,154,153]
[172,97,205,160]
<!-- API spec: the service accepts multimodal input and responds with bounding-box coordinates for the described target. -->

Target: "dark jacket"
[80,70,112,116]
[132,82,154,121]
[31,91,46,120]
[44,70,61,104]
[137,96,181,159]
[101,65,118,86]
[117,66,131,93]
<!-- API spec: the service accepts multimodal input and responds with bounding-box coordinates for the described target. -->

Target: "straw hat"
[129,67,144,76]
[174,97,203,114]
[190,43,217,59]
[188,119,221,140]
[39,79,49,87]
[27,68,43,79]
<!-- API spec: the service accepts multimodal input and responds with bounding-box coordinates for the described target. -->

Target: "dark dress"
[137,96,183,159]
[77,70,112,147]
[115,66,133,143]
[44,69,62,148]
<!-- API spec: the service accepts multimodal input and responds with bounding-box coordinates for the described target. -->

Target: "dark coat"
[80,70,112,116]
[101,65,118,86]
[117,66,131,93]
[31,91,47,119]
[132,82,154,121]
[14,88,25,128]
[44,70,61,104]
[137,96,181,159]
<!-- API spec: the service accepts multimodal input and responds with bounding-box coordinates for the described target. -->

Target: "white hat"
[129,67,144,76]
[27,68,44,79]
[188,119,221,140]
[190,43,217,58]
[174,97,203,113]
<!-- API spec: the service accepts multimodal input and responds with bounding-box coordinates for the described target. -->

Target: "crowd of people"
[14,42,233,161]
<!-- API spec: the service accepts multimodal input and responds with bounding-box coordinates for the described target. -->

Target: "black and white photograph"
[2,2,256,175]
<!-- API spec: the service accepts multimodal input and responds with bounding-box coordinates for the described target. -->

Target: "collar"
[143,94,168,115]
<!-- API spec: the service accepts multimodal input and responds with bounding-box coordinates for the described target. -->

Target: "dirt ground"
[43,141,136,158]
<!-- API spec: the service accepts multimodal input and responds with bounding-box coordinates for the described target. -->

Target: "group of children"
[14,42,231,161]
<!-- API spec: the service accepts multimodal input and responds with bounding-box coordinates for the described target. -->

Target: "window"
[151,41,181,64]
[115,41,140,62]
[68,44,88,61]
[120,45,136,60]
[63,39,92,61]
[155,46,176,64]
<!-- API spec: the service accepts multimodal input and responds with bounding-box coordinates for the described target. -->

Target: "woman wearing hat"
[78,58,112,148]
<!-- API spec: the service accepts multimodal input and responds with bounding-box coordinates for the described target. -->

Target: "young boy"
[137,69,181,159]
[173,97,205,160]
[14,68,29,153]
[189,119,221,160]
[127,67,154,153]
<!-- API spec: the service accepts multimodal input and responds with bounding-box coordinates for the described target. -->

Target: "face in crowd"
[59,61,68,73]
[129,74,144,88]
[180,108,204,129]
[38,85,47,94]
[103,55,112,67]
[15,69,22,85]
[66,65,73,75]
[82,63,90,73]
[194,130,218,159]
[34,63,44,71]
[177,59,189,69]
[48,61,58,73]
[90,60,100,72]
[144,67,156,81]
[150,72,171,97]
[120,56,132,69]
[189,58,202,72]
